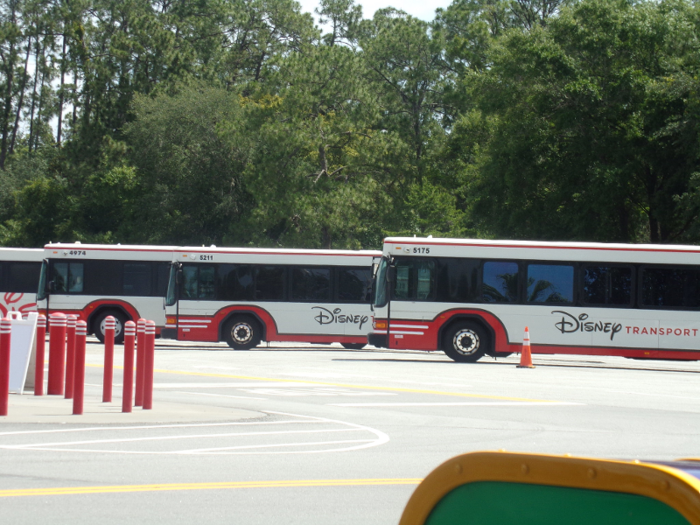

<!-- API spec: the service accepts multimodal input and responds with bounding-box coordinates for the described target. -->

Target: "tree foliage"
[2,0,700,249]
[467,0,700,242]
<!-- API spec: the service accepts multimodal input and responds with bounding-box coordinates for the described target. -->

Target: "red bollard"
[134,318,146,407]
[34,315,46,396]
[143,320,156,410]
[47,313,67,395]
[102,316,115,403]
[64,315,77,399]
[0,318,11,416]
[122,321,136,413]
[72,321,87,416]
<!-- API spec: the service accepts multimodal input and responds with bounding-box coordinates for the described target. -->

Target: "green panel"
[425,481,690,525]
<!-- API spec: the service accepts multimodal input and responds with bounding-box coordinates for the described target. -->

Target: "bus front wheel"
[94,310,128,345]
[223,317,261,350]
[443,322,489,363]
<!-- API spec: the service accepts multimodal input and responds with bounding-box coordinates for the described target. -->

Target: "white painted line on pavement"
[327,401,585,407]
[0,419,317,437]
[0,411,390,456]
[152,382,324,388]
[178,391,268,401]
[1,427,362,450]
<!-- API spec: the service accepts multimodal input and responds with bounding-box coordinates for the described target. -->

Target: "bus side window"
[199,267,216,299]
[53,263,69,293]
[219,264,254,301]
[255,266,285,301]
[526,264,574,304]
[155,262,170,297]
[582,265,632,306]
[68,263,84,293]
[336,267,373,303]
[642,266,700,308]
[124,263,151,295]
[7,262,41,293]
[291,267,331,302]
[416,261,434,300]
[393,258,435,301]
[181,266,198,299]
[436,258,479,303]
[482,261,518,303]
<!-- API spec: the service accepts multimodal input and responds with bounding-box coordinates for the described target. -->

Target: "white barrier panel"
[8,312,39,394]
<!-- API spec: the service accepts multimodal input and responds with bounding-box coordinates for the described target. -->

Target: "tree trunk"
[28,41,42,152]
[0,53,14,169]
[57,30,67,147]
[321,225,332,249]
[0,1,17,169]
[10,36,33,154]
[33,45,48,151]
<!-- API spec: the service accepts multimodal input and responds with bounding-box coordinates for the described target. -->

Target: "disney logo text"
[313,307,369,330]
[552,311,622,341]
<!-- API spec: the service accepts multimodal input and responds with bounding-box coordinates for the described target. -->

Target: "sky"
[297,0,454,23]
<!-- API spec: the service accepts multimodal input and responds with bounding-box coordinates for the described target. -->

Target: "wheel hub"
[100,318,123,338]
[453,329,479,356]
[232,323,253,344]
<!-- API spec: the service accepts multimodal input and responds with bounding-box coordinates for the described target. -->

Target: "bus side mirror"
[48,280,55,293]
[175,269,182,285]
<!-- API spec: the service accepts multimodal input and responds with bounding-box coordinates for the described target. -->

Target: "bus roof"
[384,237,700,264]
[0,247,44,262]
[175,246,382,265]
[176,246,382,257]
[43,243,178,252]
[385,237,700,254]
[42,243,177,262]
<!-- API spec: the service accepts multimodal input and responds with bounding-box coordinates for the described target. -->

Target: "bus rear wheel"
[443,322,489,363]
[223,317,261,350]
[341,343,365,350]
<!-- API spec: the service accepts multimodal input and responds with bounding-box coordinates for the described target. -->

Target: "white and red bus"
[368,237,700,362]
[161,246,381,349]
[37,243,176,342]
[0,247,43,317]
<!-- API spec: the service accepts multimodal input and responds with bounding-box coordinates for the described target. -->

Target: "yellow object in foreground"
[400,451,700,525]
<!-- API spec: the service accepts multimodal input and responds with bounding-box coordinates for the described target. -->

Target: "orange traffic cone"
[517,326,535,368]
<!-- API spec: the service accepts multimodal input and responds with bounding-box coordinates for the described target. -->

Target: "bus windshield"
[37,259,49,301]
[165,262,179,307]
[374,257,389,308]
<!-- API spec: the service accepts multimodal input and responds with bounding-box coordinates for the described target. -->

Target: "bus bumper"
[160,327,177,340]
[368,332,387,348]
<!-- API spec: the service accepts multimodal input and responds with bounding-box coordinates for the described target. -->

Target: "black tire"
[93,310,128,344]
[442,321,489,363]
[223,316,262,350]
[341,343,366,350]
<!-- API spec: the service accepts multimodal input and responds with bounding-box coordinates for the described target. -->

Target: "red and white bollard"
[72,320,87,415]
[143,320,156,410]
[0,318,11,416]
[122,321,136,413]
[102,316,115,403]
[47,313,67,395]
[34,314,46,396]
[64,315,78,399]
[134,318,146,407]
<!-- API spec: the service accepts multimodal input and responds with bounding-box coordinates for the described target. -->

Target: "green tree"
[244,44,388,248]
[360,10,448,183]
[467,0,700,243]
[125,83,255,245]
[316,0,362,47]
